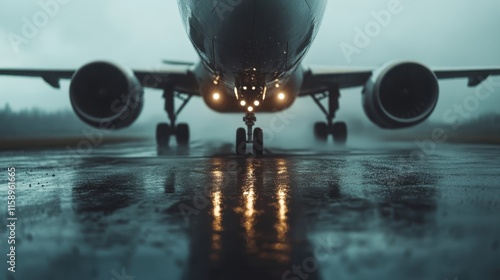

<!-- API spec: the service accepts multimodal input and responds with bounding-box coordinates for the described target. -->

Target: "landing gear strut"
[311,85,347,144]
[156,88,192,147]
[236,112,264,155]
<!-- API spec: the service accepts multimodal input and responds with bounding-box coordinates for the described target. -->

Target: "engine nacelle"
[70,62,144,129]
[363,61,439,128]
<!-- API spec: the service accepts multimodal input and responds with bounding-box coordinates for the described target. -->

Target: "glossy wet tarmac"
[1,140,499,280]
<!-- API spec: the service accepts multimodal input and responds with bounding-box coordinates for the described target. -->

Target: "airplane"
[1,0,500,155]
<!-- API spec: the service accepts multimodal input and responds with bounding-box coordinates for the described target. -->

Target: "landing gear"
[253,127,264,156]
[176,123,190,147]
[236,128,246,154]
[156,123,172,146]
[311,85,348,145]
[156,88,192,147]
[235,112,264,155]
[313,121,347,144]
[332,122,347,144]
[314,122,328,142]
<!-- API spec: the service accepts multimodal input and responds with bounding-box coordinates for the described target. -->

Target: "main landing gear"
[156,88,192,147]
[236,112,264,156]
[311,85,347,144]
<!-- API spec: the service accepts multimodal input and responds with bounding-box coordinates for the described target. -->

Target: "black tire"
[236,128,246,155]
[176,123,190,146]
[314,122,328,142]
[253,127,264,156]
[332,122,347,145]
[156,123,171,147]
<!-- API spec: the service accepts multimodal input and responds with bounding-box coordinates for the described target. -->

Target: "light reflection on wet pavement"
[1,141,499,280]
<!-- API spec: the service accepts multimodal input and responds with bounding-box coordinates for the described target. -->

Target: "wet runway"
[1,140,499,280]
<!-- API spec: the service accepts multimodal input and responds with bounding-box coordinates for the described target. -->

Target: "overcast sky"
[0,0,499,127]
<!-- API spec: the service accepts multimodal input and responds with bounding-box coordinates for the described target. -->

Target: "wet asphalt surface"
[0,140,499,280]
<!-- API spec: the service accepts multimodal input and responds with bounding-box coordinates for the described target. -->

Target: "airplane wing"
[300,65,500,96]
[0,64,199,95]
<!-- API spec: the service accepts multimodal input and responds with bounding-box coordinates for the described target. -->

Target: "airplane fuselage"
[1,0,499,154]
[177,0,327,112]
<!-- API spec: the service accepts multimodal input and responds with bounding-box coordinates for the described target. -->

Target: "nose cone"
[181,0,324,80]
[211,0,292,76]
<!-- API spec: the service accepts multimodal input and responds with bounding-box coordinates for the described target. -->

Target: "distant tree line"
[466,113,500,127]
[0,104,153,138]
[0,104,88,138]
[0,103,498,139]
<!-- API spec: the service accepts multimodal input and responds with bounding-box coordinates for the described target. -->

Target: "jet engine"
[69,62,144,129]
[363,61,439,128]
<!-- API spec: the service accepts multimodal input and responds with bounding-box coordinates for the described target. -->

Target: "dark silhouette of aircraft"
[1,0,499,155]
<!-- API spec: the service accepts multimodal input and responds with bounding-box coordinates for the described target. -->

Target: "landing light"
[278,93,285,100]
[240,100,247,106]
[213,93,220,100]
[254,100,260,106]
[247,106,254,112]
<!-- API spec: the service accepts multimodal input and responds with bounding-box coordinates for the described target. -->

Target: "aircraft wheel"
[236,128,246,155]
[253,127,264,156]
[156,123,171,147]
[332,122,347,145]
[176,123,190,146]
[314,122,328,142]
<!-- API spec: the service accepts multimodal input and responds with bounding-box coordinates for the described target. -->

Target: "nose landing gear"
[236,112,264,155]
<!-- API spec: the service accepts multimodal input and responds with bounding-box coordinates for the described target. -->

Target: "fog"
[0,0,499,144]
